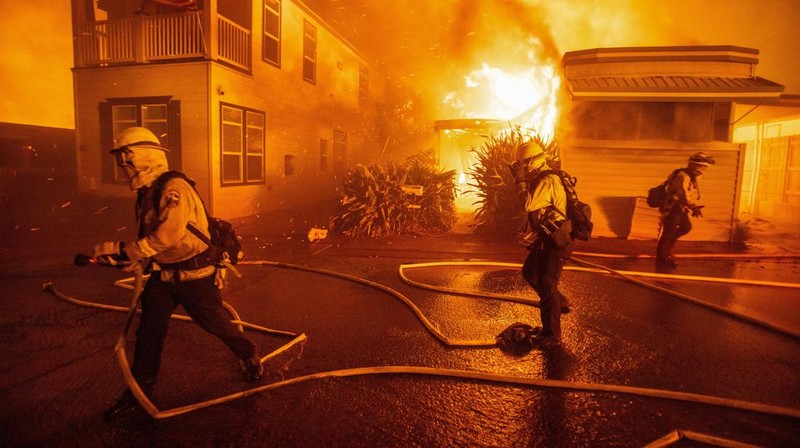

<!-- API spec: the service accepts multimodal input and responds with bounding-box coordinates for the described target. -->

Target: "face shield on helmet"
[109,127,170,189]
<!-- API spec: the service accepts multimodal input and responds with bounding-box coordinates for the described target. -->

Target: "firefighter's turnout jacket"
[524,172,568,231]
[125,166,214,282]
[662,169,701,214]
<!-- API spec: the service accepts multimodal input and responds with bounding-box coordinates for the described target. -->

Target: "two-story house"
[71,0,388,218]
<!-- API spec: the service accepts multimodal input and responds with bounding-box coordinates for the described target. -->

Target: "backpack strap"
[526,170,571,232]
[664,168,699,199]
[186,222,212,246]
[152,170,196,210]
[149,171,221,270]
[531,169,576,207]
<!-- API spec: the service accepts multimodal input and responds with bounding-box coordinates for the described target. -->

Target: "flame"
[442,60,561,142]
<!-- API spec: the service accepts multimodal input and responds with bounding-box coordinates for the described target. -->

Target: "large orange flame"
[442,60,561,142]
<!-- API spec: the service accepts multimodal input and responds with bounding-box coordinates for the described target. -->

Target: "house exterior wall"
[563,140,741,241]
[72,0,387,219]
[207,0,386,218]
[73,63,211,200]
[563,101,740,241]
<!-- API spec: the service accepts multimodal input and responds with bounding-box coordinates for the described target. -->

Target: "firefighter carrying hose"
[656,151,715,268]
[95,127,263,422]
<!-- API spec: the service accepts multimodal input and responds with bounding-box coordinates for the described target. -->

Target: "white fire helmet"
[110,127,170,190]
[515,140,547,171]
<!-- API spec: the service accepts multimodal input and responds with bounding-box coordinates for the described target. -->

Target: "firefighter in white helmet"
[656,151,715,268]
[510,139,572,347]
[92,127,263,421]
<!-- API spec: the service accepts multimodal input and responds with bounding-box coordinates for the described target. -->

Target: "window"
[303,20,317,84]
[221,104,265,185]
[284,154,295,176]
[99,96,181,184]
[263,0,281,66]
[319,139,328,171]
[359,66,369,107]
[333,130,347,176]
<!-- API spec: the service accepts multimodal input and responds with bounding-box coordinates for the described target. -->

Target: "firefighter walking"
[511,140,573,347]
[92,127,263,421]
[656,151,715,268]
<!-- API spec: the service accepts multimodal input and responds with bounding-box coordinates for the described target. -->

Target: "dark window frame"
[220,102,266,187]
[319,139,328,172]
[302,20,317,84]
[333,129,347,177]
[99,96,181,184]
[262,0,281,67]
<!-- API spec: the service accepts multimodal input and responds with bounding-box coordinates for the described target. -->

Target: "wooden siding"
[73,63,211,201]
[73,1,388,220]
[207,1,387,219]
[562,141,742,241]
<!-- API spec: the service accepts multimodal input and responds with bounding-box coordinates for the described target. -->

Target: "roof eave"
[568,91,784,102]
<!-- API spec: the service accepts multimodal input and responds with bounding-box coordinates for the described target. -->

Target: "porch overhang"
[561,45,785,103]
[565,75,785,102]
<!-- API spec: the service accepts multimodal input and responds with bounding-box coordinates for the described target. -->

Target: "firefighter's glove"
[92,241,130,267]
[214,268,228,290]
[691,205,704,218]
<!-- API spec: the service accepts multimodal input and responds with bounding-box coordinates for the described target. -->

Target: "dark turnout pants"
[657,204,692,260]
[521,237,571,340]
[130,273,257,394]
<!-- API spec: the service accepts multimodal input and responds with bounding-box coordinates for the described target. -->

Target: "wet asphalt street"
[1,202,799,447]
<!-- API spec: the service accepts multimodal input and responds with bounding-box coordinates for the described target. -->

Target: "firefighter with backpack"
[656,152,715,268]
[91,127,263,422]
[510,140,577,347]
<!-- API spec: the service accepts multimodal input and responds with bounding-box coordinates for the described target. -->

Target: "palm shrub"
[470,130,558,237]
[404,151,458,234]
[332,151,456,237]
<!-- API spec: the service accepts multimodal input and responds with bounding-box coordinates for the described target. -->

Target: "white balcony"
[74,11,250,71]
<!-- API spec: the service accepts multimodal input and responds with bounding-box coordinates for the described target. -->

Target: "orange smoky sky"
[1,0,798,129]
[0,0,74,129]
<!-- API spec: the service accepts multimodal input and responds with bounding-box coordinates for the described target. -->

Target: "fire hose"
[44,256,800,421]
[398,257,800,340]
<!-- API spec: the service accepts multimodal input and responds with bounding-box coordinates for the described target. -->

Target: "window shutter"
[98,101,114,183]
[168,100,182,171]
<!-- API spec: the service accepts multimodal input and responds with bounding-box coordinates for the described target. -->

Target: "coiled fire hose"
[44,258,800,421]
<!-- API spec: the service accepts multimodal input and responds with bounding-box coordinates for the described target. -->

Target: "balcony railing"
[74,11,251,71]
[217,16,251,70]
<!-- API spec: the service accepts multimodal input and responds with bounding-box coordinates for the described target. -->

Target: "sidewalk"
[235,202,800,259]
[2,196,799,275]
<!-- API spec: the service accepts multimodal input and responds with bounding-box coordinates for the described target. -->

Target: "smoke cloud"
[1,0,797,129]
[308,0,800,112]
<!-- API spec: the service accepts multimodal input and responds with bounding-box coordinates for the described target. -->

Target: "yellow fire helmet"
[516,140,547,170]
